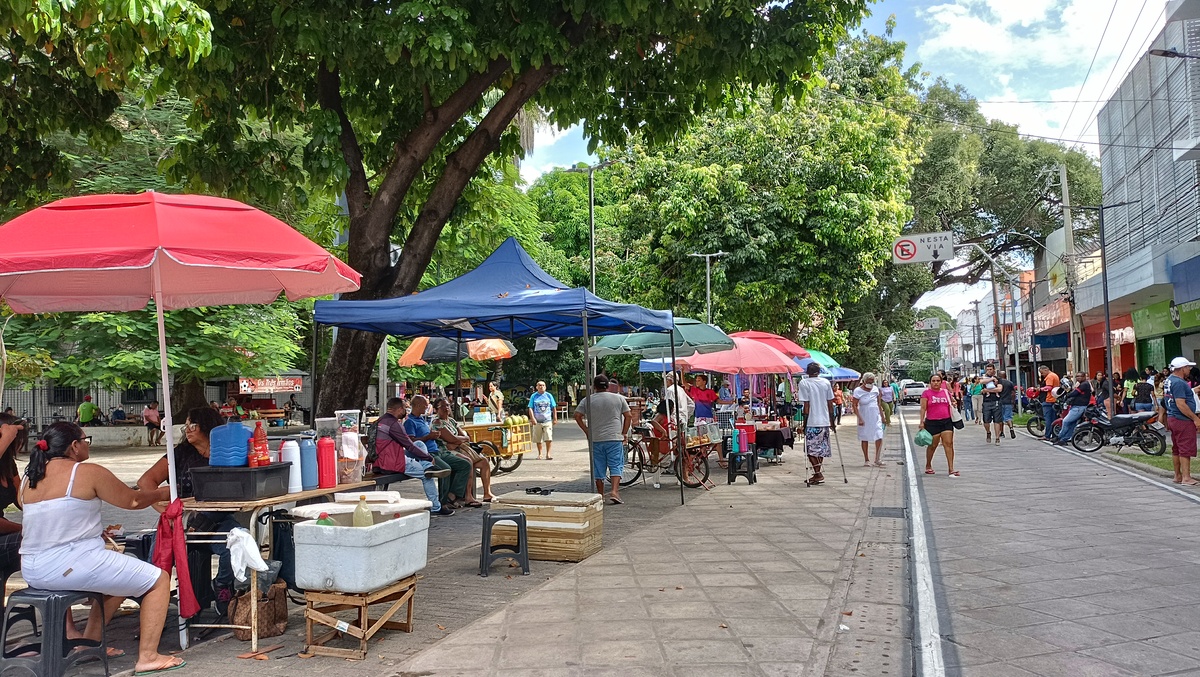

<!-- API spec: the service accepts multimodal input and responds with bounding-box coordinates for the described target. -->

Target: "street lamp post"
[1149,48,1200,60]
[688,251,727,324]
[564,160,615,294]
[1064,200,1137,416]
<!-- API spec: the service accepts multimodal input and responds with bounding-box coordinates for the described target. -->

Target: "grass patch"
[1105,450,1174,473]
[1011,412,1034,426]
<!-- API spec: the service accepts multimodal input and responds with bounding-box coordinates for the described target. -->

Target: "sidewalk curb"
[1100,451,1177,480]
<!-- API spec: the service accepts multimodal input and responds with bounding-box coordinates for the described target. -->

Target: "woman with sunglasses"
[136,406,238,615]
[20,422,182,675]
[919,373,958,477]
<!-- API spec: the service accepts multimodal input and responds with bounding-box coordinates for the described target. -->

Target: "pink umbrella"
[681,336,802,374]
[0,192,361,498]
[729,330,811,359]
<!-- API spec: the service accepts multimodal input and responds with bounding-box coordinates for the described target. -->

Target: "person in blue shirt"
[405,395,475,508]
[1165,357,1200,486]
[526,381,557,460]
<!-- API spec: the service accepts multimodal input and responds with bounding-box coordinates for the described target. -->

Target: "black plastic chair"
[1,588,109,677]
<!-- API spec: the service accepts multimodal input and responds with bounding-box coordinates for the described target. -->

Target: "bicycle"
[621,426,709,488]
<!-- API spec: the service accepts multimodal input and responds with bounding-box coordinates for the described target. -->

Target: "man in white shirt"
[663,373,694,424]
[798,362,837,486]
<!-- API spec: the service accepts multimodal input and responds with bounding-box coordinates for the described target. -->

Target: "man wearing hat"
[76,395,100,427]
[1165,357,1200,485]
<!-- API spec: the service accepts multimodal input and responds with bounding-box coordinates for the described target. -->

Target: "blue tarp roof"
[314,238,674,339]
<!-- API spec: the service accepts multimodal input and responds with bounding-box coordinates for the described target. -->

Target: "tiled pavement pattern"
[913,406,1200,677]
[397,424,908,677]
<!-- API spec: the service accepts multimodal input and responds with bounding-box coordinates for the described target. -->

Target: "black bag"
[263,509,302,592]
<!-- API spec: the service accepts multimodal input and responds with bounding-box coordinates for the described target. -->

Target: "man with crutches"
[799,361,837,485]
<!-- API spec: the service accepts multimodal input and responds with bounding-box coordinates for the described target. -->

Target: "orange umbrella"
[397,337,516,366]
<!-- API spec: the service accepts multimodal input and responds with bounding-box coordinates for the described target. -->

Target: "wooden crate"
[490,491,604,562]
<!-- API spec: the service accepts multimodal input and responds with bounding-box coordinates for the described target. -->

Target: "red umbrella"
[729,330,811,358]
[0,193,361,498]
[680,337,802,374]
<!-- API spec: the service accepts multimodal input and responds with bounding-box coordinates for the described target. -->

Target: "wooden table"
[180,480,374,651]
[304,575,416,659]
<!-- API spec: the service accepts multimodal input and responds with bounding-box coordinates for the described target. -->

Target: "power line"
[1068,1,1160,141]
[1060,0,1122,141]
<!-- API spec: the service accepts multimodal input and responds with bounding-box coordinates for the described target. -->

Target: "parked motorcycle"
[1071,410,1165,455]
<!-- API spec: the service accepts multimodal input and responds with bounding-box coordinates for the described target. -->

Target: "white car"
[901,382,926,405]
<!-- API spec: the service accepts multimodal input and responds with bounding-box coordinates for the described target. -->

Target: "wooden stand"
[303,575,416,660]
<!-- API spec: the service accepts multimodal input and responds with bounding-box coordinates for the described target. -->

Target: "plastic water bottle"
[298,437,319,490]
[208,422,252,466]
[315,512,336,527]
[352,495,372,528]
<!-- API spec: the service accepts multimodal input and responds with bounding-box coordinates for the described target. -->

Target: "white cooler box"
[293,509,430,593]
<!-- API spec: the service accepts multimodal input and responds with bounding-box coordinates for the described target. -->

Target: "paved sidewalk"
[912,409,1200,677]
[394,423,909,677]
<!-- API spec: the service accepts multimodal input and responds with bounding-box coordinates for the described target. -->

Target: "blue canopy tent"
[314,237,671,339]
[831,367,861,381]
[314,237,687,502]
[794,357,833,378]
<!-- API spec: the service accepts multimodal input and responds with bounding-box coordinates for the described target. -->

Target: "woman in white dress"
[852,373,886,467]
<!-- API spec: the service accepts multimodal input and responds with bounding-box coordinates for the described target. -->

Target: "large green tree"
[599,39,923,340]
[140,0,871,414]
[0,0,211,207]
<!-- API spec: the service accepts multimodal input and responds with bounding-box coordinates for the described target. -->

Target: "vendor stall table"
[304,574,416,660]
[491,491,603,562]
[754,429,792,462]
[181,480,374,651]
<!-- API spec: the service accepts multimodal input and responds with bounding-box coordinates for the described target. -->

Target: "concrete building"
[1076,11,1200,373]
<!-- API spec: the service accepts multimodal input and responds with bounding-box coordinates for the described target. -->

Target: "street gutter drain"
[869,507,906,519]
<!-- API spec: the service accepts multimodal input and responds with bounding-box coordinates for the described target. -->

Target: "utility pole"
[990,264,1005,372]
[971,299,983,371]
[1059,164,1081,375]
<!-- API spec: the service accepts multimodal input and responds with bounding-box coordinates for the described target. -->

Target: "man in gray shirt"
[575,374,634,504]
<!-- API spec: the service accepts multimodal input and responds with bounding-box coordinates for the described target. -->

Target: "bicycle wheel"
[478,441,514,474]
[678,447,710,488]
[1026,416,1045,437]
[620,443,645,487]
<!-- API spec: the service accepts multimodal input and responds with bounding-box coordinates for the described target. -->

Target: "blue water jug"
[298,437,319,490]
[209,422,253,466]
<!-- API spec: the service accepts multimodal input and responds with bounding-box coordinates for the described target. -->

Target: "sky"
[519,0,1165,314]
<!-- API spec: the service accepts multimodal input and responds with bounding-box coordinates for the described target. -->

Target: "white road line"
[1020,430,1200,504]
[898,410,945,677]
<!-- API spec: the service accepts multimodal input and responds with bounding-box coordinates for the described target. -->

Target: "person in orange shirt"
[1038,365,1061,441]
[832,386,845,425]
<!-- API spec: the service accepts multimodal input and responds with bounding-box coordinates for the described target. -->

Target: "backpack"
[364,420,379,466]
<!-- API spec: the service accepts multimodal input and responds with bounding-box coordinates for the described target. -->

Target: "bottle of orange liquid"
[252,420,270,466]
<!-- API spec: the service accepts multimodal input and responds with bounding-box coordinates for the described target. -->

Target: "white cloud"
[532,124,574,152]
[519,162,559,186]
[917,0,1166,145]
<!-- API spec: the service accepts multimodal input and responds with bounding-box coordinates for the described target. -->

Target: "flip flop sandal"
[948,471,960,477]
[924,469,935,475]
[134,658,186,676]
[609,496,624,505]
[465,500,483,508]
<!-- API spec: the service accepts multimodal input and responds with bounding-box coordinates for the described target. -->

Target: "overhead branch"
[315,62,369,218]
[386,59,559,297]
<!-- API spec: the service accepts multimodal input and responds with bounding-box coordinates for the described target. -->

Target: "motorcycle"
[1071,409,1165,455]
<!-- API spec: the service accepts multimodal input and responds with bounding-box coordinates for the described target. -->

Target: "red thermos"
[316,436,337,488]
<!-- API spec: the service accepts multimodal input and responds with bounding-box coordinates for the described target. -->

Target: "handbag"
[228,579,288,641]
[949,403,965,429]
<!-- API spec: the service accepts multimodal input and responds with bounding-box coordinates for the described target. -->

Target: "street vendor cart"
[460,420,531,473]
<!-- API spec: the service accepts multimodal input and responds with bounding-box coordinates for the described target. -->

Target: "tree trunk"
[315,328,386,417]
[169,376,208,419]
[316,61,558,415]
